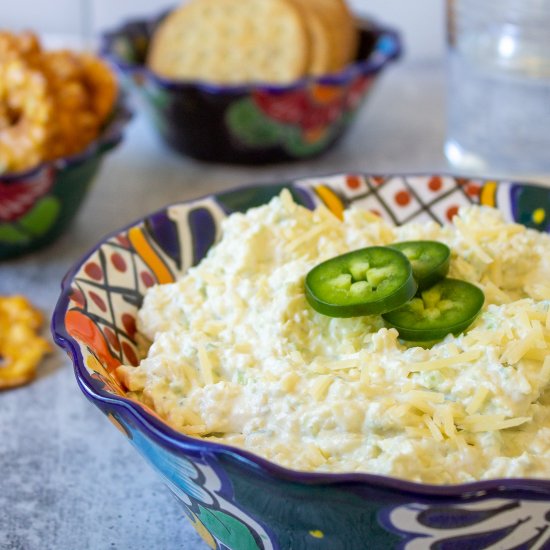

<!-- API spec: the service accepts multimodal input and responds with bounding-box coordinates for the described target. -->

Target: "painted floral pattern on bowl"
[225,77,374,157]
[53,174,550,549]
[0,167,58,245]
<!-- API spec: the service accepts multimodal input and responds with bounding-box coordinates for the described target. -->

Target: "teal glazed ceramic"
[100,12,401,164]
[0,101,131,260]
[53,175,550,550]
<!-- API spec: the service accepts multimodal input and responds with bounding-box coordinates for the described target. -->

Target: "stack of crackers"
[147,0,358,84]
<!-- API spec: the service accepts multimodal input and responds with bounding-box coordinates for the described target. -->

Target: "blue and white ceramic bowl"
[53,174,550,549]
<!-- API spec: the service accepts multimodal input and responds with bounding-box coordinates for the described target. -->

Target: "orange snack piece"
[0,295,51,389]
[0,30,42,65]
[41,50,102,160]
[0,31,118,174]
[80,53,118,122]
[0,57,53,173]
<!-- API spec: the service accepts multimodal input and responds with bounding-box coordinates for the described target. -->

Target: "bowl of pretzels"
[0,31,131,260]
[101,0,401,164]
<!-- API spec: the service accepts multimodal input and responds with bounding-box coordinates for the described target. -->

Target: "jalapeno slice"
[389,240,451,290]
[305,246,417,317]
[382,278,484,341]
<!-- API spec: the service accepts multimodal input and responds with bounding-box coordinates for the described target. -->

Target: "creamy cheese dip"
[118,191,550,484]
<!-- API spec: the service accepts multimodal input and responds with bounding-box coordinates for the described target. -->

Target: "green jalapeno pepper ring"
[305,246,417,318]
[382,278,484,341]
[389,240,450,290]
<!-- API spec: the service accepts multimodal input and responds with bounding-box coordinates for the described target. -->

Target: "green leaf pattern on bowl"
[0,196,60,244]
[225,98,283,148]
[197,505,260,550]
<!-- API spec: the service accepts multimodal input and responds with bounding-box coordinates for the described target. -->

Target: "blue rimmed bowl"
[0,99,132,260]
[100,12,401,164]
[52,174,550,549]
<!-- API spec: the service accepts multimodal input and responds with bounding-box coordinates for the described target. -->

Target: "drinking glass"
[445,0,550,174]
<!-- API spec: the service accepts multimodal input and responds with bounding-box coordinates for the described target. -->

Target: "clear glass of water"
[445,0,550,174]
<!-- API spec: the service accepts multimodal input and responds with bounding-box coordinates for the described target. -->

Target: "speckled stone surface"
[1,61,548,550]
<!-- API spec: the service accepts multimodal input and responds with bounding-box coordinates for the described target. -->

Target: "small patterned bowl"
[53,174,550,550]
[100,12,401,164]
[0,100,131,260]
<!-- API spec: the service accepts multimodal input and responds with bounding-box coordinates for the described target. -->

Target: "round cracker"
[308,0,358,71]
[288,0,332,75]
[147,0,310,84]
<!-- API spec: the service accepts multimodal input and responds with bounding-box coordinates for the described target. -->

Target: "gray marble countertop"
[1,61,548,550]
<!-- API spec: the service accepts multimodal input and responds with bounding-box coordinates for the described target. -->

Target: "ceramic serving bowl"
[0,99,131,260]
[53,174,550,549]
[100,13,401,164]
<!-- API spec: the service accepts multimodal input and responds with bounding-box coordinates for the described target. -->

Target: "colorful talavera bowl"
[0,100,131,260]
[100,13,401,164]
[53,174,550,550]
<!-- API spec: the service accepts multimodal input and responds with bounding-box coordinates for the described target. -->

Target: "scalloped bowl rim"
[100,13,401,94]
[52,174,550,500]
[0,99,133,182]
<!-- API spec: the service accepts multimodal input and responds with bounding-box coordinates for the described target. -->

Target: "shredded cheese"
[286,221,336,252]
[280,371,300,392]
[408,350,482,372]
[540,356,550,385]
[459,414,531,433]
[197,343,214,386]
[182,425,208,435]
[405,426,432,438]
[454,217,494,264]
[423,414,444,441]
[501,328,545,365]
[466,387,489,415]
[328,359,361,371]
[305,444,327,467]
[178,361,199,387]
[432,406,457,439]
[310,375,332,401]
[403,391,444,415]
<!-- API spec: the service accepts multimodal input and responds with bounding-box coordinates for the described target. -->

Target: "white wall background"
[0,0,445,61]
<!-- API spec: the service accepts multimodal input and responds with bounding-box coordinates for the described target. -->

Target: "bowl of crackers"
[0,31,131,260]
[101,0,401,164]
